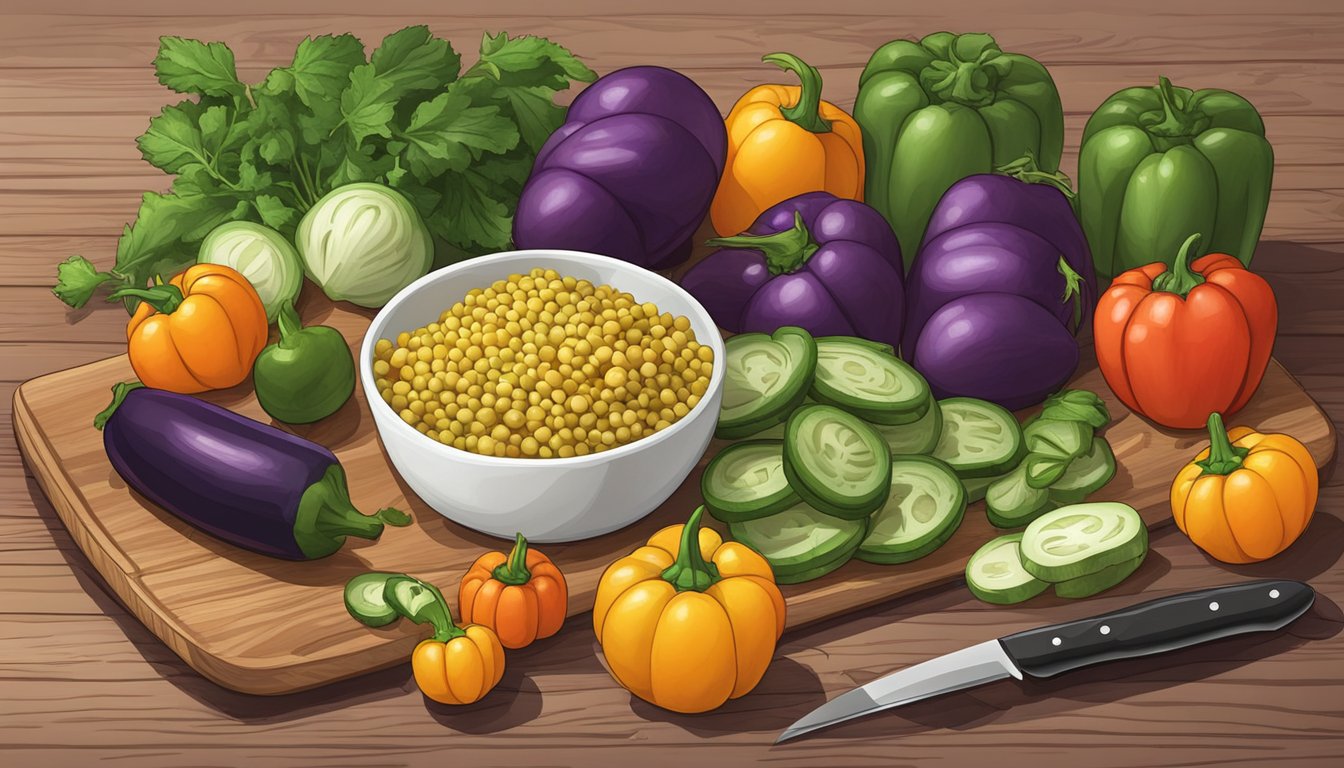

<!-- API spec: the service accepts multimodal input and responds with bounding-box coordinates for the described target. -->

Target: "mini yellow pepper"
[710,53,865,237]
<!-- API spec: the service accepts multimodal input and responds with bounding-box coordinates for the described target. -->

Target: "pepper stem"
[107,283,185,315]
[276,301,303,345]
[1151,234,1207,297]
[704,211,819,274]
[93,381,145,430]
[385,576,464,642]
[1144,76,1203,147]
[996,152,1076,200]
[763,52,832,134]
[492,532,533,586]
[1197,412,1249,476]
[660,507,721,592]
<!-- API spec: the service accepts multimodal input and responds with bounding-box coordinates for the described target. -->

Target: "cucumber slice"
[857,456,966,564]
[728,501,866,578]
[783,404,892,519]
[1040,389,1111,429]
[1020,502,1148,582]
[344,572,400,627]
[985,465,1054,528]
[702,440,800,523]
[810,337,931,423]
[966,534,1050,605]
[962,470,1009,504]
[1024,452,1070,489]
[717,327,817,439]
[870,399,943,456]
[931,398,1026,478]
[816,335,896,357]
[738,397,819,440]
[1053,552,1146,598]
[1048,438,1117,505]
[773,549,858,584]
[1024,418,1093,462]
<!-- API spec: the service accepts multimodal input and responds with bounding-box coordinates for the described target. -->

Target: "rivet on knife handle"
[998,579,1314,679]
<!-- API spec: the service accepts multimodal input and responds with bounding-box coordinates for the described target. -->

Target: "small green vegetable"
[252,302,355,423]
[52,26,596,311]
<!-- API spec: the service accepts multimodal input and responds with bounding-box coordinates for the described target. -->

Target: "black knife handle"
[998,579,1314,679]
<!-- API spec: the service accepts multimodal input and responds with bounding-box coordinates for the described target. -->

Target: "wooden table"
[2,1,1341,765]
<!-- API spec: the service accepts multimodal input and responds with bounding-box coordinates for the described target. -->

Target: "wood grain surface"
[2,1,1343,766]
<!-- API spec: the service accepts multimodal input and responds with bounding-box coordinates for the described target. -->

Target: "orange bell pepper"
[710,53,864,237]
[111,263,268,394]
[459,533,568,649]
[1094,234,1277,429]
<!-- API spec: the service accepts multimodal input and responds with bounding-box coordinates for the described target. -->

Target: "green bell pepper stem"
[1197,412,1250,476]
[1151,233,1207,297]
[107,283,185,315]
[997,152,1076,200]
[93,381,146,430]
[923,43,995,107]
[275,301,303,346]
[704,211,819,274]
[1146,76,1202,149]
[492,532,533,586]
[763,52,832,134]
[293,464,411,559]
[383,575,464,642]
[661,506,721,592]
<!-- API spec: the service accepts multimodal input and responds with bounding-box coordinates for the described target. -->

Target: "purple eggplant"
[513,67,727,271]
[680,192,905,347]
[94,383,408,560]
[904,164,1096,410]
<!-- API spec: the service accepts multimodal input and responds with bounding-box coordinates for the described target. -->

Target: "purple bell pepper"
[680,191,905,347]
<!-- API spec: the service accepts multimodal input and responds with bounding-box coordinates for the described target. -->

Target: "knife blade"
[777,579,1314,743]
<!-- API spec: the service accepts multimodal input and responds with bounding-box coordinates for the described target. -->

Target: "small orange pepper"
[459,533,568,649]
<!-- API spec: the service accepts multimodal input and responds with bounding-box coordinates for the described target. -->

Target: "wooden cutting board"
[13,289,1336,696]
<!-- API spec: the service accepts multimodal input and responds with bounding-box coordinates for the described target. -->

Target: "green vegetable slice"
[718,327,817,439]
[702,440,800,523]
[1039,389,1111,429]
[857,456,966,564]
[344,572,401,627]
[962,470,1009,504]
[784,404,892,519]
[810,337,931,424]
[1024,418,1093,462]
[985,465,1054,528]
[728,501,866,577]
[1024,452,1070,489]
[1053,552,1146,598]
[1048,438,1117,505]
[1020,502,1148,582]
[870,399,943,456]
[931,398,1026,478]
[966,534,1050,605]
[816,335,896,357]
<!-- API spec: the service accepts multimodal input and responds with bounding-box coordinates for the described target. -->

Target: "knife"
[777,579,1314,743]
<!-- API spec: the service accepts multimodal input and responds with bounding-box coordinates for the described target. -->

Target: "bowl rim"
[359,248,726,468]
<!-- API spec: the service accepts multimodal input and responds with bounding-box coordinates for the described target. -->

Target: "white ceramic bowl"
[360,250,726,543]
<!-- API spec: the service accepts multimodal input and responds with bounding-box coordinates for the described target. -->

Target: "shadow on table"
[628,656,826,736]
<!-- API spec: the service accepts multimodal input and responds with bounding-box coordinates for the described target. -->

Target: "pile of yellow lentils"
[372,268,715,459]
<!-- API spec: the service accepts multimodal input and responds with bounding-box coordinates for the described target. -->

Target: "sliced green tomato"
[963,470,1009,504]
[816,335,896,357]
[857,456,966,564]
[810,337,930,421]
[784,404,892,519]
[1053,552,1146,598]
[966,534,1050,605]
[1048,438,1117,505]
[985,465,1054,528]
[702,440,800,523]
[1020,502,1148,582]
[1024,452,1070,489]
[931,398,1026,478]
[871,399,943,456]
[344,572,400,627]
[728,501,866,577]
[717,327,817,439]
[1024,418,1093,462]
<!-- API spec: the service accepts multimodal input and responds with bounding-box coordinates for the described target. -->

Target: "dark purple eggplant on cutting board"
[94,382,409,560]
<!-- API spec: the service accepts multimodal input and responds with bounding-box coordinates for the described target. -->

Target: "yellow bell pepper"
[710,52,865,237]
[593,506,786,713]
[1170,413,1319,563]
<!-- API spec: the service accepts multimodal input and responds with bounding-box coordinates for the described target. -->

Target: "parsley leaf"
[153,37,248,102]
[397,90,518,181]
[371,25,462,98]
[340,64,397,146]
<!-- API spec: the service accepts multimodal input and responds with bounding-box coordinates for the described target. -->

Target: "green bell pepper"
[855,32,1064,268]
[252,302,355,424]
[1078,76,1273,281]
